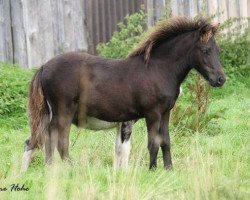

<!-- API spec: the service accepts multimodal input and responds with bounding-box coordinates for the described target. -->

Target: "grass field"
[0,70,249,199]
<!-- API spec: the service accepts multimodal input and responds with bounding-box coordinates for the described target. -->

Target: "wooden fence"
[0,0,249,68]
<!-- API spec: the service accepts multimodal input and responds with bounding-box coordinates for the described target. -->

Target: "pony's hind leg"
[54,102,76,162]
[45,116,59,164]
[57,113,74,162]
[114,125,122,169]
[114,121,132,170]
[20,138,36,172]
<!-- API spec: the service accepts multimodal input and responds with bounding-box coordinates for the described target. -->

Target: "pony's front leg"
[160,111,172,169]
[145,111,161,170]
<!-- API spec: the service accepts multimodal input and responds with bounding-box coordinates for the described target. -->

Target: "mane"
[128,16,218,65]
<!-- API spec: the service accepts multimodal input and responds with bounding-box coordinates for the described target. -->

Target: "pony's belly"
[84,117,118,130]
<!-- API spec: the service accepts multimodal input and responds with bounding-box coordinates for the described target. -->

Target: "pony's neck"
[150,31,196,86]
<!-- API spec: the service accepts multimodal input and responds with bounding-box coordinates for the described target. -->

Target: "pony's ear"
[211,23,220,34]
[199,24,213,43]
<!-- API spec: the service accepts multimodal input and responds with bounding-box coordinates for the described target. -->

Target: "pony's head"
[128,17,226,87]
[191,22,226,87]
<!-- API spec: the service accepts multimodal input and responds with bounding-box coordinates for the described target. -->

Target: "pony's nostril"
[218,76,224,84]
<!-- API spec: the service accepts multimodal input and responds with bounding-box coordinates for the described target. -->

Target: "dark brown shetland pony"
[21,17,225,171]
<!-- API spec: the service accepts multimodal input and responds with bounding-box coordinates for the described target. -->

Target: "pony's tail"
[27,67,49,150]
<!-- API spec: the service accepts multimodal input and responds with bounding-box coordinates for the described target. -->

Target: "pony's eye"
[201,48,210,54]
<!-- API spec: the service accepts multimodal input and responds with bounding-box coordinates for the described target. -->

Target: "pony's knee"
[161,138,171,151]
[148,135,161,151]
[161,130,171,148]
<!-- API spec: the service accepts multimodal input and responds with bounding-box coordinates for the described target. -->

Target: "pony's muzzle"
[209,71,226,87]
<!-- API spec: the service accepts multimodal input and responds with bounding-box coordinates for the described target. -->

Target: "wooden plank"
[239,0,248,17]
[98,0,104,42]
[73,0,88,51]
[111,0,117,32]
[93,0,100,48]
[171,0,179,16]
[190,0,199,17]
[197,0,204,14]
[50,0,65,55]
[183,0,191,16]
[116,0,122,23]
[165,0,172,17]
[218,0,228,22]
[207,0,219,21]
[129,0,135,13]
[177,0,182,15]
[147,0,154,27]
[124,0,129,17]
[248,0,250,17]
[105,0,112,39]
[22,0,55,68]
[0,0,13,63]
[155,0,165,21]
[86,0,95,54]
[228,0,238,17]
[10,0,28,68]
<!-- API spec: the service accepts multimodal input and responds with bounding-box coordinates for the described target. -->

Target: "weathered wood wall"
[0,0,249,68]
[85,0,145,54]
[0,0,13,64]
[1,0,88,68]
[148,0,249,26]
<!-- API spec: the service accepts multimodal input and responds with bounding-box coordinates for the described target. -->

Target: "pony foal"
[21,17,225,171]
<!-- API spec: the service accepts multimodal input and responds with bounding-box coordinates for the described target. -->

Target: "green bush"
[219,27,250,78]
[0,63,33,121]
[97,9,147,58]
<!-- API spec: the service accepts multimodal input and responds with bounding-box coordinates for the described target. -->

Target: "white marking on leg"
[114,125,122,170]
[120,139,131,169]
[114,124,131,170]
[20,149,35,172]
[46,100,53,122]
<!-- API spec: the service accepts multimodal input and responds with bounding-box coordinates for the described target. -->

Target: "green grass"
[0,73,249,200]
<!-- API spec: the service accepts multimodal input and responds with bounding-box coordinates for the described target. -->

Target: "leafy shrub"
[97,9,147,58]
[0,63,34,127]
[219,25,250,78]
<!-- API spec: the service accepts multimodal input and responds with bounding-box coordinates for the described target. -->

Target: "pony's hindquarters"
[21,67,49,172]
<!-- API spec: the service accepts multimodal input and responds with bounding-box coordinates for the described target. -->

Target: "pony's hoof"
[165,165,173,170]
[66,158,74,165]
[149,165,157,171]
